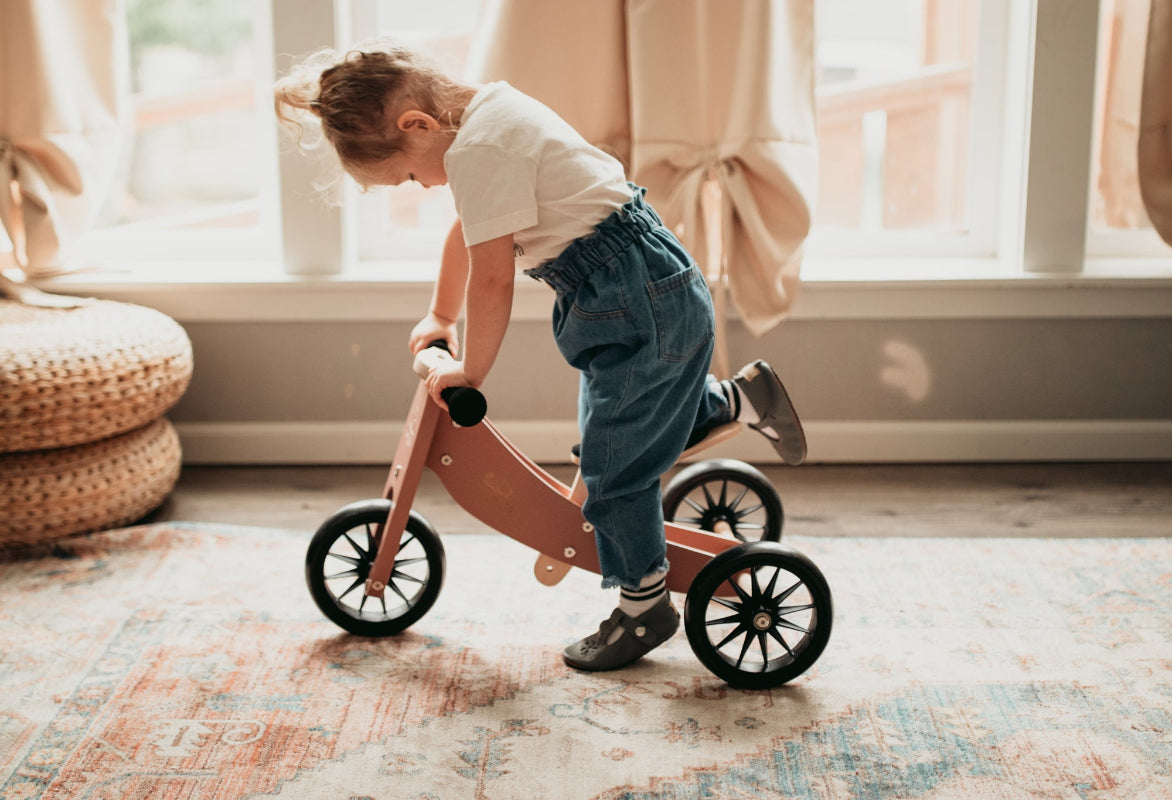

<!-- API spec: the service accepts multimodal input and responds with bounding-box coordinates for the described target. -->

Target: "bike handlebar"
[412,342,487,427]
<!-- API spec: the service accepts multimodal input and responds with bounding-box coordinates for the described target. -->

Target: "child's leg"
[574,339,711,591]
[564,343,709,671]
[685,375,737,448]
[552,263,714,671]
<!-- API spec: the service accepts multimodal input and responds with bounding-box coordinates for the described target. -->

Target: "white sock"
[609,574,669,644]
[620,574,667,617]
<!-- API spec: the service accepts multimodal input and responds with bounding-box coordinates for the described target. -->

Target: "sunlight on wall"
[879,339,931,403]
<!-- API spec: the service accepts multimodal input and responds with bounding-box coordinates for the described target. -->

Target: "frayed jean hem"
[600,561,671,592]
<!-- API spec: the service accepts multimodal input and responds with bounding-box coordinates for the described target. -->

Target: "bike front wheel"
[305,499,445,637]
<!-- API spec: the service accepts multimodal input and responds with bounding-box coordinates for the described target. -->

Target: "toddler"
[275,43,806,671]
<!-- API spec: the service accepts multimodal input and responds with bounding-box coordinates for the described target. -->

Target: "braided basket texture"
[0,299,193,453]
[0,417,182,548]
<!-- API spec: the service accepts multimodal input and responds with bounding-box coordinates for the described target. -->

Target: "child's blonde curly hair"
[274,42,469,168]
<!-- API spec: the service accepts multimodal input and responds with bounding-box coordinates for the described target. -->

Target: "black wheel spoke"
[683,497,707,515]
[324,568,360,581]
[702,484,718,510]
[327,552,362,568]
[768,626,796,658]
[711,596,741,614]
[757,631,771,670]
[716,623,750,652]
[343,532,367,559]
[387,578,410,606]
[336,576,364,601]
[390,569,425,585]
[762,566,781,599]
[773,579,802,604]
[749,567,764,602]
[728,576,753,606]
[727,485,751,512]
[778,603,816,616]
[775,618,811,635]
[734,628,755,669]
[734,502,764,520]
[705,612,742,627]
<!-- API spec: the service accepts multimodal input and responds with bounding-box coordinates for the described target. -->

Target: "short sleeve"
[445,144,539,246]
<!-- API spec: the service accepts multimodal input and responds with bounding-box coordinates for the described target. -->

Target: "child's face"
[349,109,450,190]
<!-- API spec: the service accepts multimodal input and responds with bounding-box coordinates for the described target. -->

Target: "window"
[86,0,277,262]
[813,0,981,238]
[53,0,1167,281]
[348,0,485,262]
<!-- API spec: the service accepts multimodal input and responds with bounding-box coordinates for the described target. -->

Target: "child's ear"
[396,110,436,132]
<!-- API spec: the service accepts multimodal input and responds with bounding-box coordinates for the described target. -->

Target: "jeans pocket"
[554,281,639,371]
[647,266,715,362]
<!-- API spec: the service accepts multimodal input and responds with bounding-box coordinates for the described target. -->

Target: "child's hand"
[409,313,459,356]
[424,358,471,409]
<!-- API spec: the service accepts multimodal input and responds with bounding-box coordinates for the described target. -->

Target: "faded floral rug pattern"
[1,524,1170,799]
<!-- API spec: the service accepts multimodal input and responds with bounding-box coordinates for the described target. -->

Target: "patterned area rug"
[1,524,1170,799]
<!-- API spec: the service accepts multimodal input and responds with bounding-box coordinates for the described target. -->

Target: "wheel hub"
[702,508,736,533]
[752,611,773,631]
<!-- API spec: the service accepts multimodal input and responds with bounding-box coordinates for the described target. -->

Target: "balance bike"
[305,346,832,688]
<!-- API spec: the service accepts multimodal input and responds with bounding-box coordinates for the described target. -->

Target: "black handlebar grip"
[426,340,487,426]
[441,386,487,427]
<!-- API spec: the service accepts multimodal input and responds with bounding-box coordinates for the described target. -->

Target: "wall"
[154,277,1172,464]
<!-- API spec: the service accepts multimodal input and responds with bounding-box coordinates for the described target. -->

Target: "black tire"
[305,499,445,637]
[664,459,783,542]
[685,541,832,689]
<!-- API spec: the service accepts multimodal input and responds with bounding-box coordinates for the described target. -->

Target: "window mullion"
[1020,0,1101,273]
[272,0,347,275]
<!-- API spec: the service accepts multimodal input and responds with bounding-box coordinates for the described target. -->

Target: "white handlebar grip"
[413,346,451,379]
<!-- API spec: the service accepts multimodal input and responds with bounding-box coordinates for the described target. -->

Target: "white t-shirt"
[444,82,632,270]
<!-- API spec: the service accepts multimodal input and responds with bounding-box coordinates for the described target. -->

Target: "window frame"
[38,0,1172,306]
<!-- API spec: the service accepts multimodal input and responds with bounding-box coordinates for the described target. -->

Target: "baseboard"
[173,419,1172,465]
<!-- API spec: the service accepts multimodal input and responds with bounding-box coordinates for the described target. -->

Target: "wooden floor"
[150,462,1172,538]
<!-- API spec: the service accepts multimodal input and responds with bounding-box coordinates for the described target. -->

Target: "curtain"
[471,0,817,365]
[0,0,127,294]
[1139,0,1172,245]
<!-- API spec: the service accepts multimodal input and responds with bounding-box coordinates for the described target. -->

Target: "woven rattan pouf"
[0,418,182,547]
[0,298,193,546]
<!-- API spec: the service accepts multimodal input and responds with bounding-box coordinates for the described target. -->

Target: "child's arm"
[423,232,514,404]
[409,220,469,355]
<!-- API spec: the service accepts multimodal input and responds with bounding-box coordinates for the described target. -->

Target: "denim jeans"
[525,186,733,590]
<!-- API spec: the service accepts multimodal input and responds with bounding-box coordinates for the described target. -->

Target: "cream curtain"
[472,0,817,355]
[1139,0,1172,245]
[0,0,127,290]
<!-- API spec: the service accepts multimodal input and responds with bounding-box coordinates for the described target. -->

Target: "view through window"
[59,0,1165,272]
[90,0,272,258]
[814,0,979,235]
[359,0,986,260]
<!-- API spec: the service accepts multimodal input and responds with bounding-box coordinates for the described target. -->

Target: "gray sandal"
[563,596,680,671]
[733,360,807,465]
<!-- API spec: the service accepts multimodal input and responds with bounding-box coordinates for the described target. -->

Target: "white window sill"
[37,256,1172,323]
